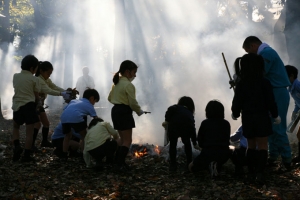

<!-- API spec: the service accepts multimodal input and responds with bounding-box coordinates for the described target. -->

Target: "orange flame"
[154,145,160,154]
[134,148,148,158]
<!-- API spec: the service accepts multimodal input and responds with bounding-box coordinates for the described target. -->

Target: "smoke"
[1,1,296,145]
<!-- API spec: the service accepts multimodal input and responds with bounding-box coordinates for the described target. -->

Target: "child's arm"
[230,125,243,142]
[125,84,142,114]
[47,78,65,92]
[197,121,205,148]
[40,79,63,96]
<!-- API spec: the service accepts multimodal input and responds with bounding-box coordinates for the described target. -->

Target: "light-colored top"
[230,125,247,149]
[83,121,119,168]
[12,70,41,111]
[51,122,81,140]
[60,98,97,123]
[37,75,64,99]
[289,79,300,113]
[258,44,290,88]
[76,75,95,98]
[108,76,141,114]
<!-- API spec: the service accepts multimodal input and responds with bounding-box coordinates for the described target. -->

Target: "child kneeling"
[83,118,121,169]
[189,100,231,178]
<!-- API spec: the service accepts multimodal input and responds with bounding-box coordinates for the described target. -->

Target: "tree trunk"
[0,0,10,43]
[284,0,300,67]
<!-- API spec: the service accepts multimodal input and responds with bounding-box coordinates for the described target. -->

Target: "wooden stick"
[222,52,235,91]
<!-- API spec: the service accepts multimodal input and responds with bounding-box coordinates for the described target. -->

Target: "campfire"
[130,144,161,158]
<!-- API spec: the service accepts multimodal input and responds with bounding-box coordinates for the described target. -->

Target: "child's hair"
[177,96,195,114]
[205,100,224,119]
[83,88,100,101]
[285,65,298,78]
[113,60,138,85]
[242,36,262,49]
[88,118,104,129]
[235,53,264,83]
[233,57,242,78]
[21,55,39,71]
[35,61,53,77]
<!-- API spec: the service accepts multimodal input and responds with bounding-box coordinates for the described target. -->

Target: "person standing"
[76,67,95,98]
[242,36,292,171]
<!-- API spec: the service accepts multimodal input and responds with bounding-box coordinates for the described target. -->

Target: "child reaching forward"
[12,55,41,162]
[285,65,300,164]
[162,96,200,172]
[189,100,230,179]
[61,88,99,159]
[108,60,144,172]
[231,53,280,184]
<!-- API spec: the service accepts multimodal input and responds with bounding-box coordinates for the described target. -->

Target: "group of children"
[11,36,300,183]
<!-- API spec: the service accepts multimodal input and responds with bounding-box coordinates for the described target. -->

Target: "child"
[76,66,95,99]
[61,88,99,159]
[230,125,248,175]
[108,60,144,172]
[285,65,300,164]
[83,118,121,169]
[12,54,41,162]
[189,100,230,179]
[162,96,200,172]
[51,122,81,158]
[33,61,71,149]
[231,53,280,184]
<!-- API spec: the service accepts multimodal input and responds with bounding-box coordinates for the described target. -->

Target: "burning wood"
[130,144,161,158]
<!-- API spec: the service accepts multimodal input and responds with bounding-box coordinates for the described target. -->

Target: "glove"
[231,113,237,120]
[61,91,71,100]
[274,116,281,124]
[137,110,144,116]
[193,144,201,151]
[162,121,168,129]
[292,112,297,121]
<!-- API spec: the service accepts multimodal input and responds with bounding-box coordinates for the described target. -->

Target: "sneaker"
[20,156,35,163]
[12,146,23,162]
[41,140,53,148]
[209,161,218,179]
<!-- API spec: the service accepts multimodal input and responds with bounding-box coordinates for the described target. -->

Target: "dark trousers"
[169,133,192,165]
[88,139,118,163]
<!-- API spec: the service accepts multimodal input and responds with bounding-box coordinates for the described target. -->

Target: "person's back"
[197,118,230,149]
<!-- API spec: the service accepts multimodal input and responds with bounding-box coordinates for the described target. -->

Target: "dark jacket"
[197,118,230,148]
[165,105,197,144]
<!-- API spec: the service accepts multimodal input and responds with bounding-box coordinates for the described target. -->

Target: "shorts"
[111,104,135,131]
[13,102,40,125]
[242,113,273,138]
[62,122,87,134]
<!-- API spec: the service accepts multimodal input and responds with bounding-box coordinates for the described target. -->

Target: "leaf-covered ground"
[0,110,300,200]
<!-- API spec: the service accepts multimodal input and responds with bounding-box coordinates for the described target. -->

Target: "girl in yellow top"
[34,61,71,149]
[108,60,144,172]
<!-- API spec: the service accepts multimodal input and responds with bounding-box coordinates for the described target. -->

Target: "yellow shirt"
[108,76,141,114]
[83,122,119,167]
[12,70,41,111]
[37,75,65,99]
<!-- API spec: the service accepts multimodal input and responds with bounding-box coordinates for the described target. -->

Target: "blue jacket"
[289,79,300,113]
[259,46,290,88]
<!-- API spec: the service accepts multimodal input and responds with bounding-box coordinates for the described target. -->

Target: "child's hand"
[137,110,144,116]
[231,113,237,120]
[193,144,201,151]
[274,116,281,124]
[162,121,168,129]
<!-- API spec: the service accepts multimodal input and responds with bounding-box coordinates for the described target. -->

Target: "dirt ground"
[0,109,300,200]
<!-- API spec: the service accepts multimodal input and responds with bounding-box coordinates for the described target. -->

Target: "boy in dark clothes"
[285,65,300,164]
[189,100,230,179]
[163,96,200,172]
[231,53,280,184]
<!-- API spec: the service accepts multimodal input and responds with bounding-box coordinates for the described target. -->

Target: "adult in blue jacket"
[242,36,292,169]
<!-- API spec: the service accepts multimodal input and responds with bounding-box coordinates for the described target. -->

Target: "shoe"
[20,156,35,162]
[292,156,300,164]
[209,161,218,179]
[12,146,23,162]
[41,140,53,148]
